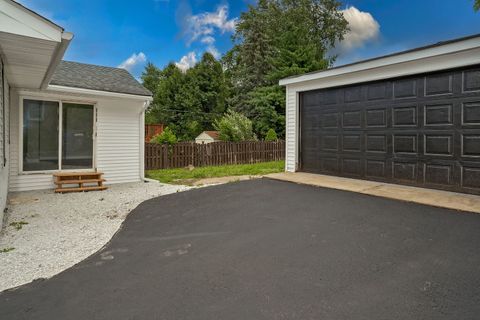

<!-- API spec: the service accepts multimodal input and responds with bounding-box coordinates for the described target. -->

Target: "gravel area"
[0,181,192,292]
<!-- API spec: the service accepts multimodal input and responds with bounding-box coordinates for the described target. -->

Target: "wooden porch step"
[53,171,107,193]
[54,172,104,177]
[55,178,106,185]
[55,186,108,193]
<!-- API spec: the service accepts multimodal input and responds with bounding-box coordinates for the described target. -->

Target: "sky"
[17,0,480,78]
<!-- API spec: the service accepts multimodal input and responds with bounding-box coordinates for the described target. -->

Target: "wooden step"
[55,186,108,193]
[55,178,106,186]
[54,171,104,177]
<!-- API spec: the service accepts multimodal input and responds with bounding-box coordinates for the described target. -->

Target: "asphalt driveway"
[1,179,480,319]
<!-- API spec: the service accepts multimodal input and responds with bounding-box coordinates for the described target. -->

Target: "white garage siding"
[8,89,146,192]
[285,87,297,172]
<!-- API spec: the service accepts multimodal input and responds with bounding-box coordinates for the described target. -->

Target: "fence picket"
[145,141,285,170]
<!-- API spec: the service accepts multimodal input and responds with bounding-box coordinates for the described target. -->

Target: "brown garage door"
[300,65,480,195]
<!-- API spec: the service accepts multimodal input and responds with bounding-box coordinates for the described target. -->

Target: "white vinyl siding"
[285,87,297,172]
[0,59,10,226]
[9,89,145,191]
[96,100,142,184]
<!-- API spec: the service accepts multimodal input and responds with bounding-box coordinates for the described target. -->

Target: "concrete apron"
[266,172,480,214]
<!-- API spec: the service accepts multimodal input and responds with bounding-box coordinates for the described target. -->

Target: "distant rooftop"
[50,61,152,97]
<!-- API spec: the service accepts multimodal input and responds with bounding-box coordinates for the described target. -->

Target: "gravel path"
[0,181,192,292]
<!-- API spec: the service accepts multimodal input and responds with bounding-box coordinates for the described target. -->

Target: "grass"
[146,161,284,185]
[9,221,28,231]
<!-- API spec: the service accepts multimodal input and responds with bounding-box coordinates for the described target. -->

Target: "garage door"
[300,65,480,195]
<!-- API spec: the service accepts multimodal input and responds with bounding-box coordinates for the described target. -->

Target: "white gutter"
[47,84,154,101]
[41,32,73,89]
[139,100,151,181]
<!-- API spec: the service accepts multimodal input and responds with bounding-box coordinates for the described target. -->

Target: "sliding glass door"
[23,100,59,171]
[62,103,94,169]
[23,99,94,172]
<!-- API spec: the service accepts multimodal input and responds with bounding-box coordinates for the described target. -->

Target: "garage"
[280,34,480,195]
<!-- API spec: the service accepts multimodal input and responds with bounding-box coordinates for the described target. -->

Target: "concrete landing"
[266,172,480,214]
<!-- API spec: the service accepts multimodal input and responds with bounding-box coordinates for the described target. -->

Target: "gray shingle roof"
[50,61,152,97]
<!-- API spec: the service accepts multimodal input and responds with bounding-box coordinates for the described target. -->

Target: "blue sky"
[18,0,480,78]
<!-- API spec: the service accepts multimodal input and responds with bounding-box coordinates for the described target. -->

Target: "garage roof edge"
[279,33,480,87]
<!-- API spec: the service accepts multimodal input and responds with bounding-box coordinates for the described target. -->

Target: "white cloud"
[201,36,216,45]
[176,51,197,72]
[182,5,237,45]
[206,45,220,59]
[339,6,380,52]
[118,52,147,72]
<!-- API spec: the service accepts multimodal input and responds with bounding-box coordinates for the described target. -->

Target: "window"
[22,99,94,172]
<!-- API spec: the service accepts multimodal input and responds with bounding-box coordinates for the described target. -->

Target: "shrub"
[213,110,256,142]
[264,128,278,141]
[150,127,177,145]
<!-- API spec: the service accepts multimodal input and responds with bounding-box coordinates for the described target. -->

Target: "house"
[0,0,152,225]
[279,34,480,195]
[195,131,220,144]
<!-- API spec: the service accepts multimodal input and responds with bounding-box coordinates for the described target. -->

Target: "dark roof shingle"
[50,61,152,97]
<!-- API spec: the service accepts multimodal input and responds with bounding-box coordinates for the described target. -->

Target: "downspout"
[40,32,73,90]
[139,100,151,181]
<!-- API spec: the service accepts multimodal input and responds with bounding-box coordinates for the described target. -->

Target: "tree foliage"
[142,0,347,141]
[264,128,278,141]
[224,0,347,138]
[475,0,480,11]
[143,53,227,141]
[214,110,256,142]
[150,127,178,145]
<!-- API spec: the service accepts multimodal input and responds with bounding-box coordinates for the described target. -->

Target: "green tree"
[144,53,228,141]
[141,62,162,96]
[264,128,278,141]
[189,53,228,130]
[475,0,480,11]
[214,110,256,142]
[150,127,177,145]
[224,0,348,138]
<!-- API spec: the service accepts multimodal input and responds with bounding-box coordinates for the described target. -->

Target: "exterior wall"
[8,88,147,192]
[195,133,215,144]
[285,87,298,172]
[0,59,10,228]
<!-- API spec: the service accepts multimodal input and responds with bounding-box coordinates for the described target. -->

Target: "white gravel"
[0,181,193,292]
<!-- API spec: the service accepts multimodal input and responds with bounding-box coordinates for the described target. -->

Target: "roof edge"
[280,33,480,86]
[47,84,154,101]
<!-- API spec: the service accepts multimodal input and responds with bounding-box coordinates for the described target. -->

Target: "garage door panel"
[423,162,455,186]
[300,65,480,194]
[393,78,418,99]
[462,101,480,125]
[393,106,418,127]
[342,134,362,152]
[424,104,453,126]
[366,108,387,128]
[463,68,480,92]
[425,72,453,96]
[341,158,363,176]
[461,163,480,190]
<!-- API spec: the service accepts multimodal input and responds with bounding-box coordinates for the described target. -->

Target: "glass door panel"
[23,100,59,171]
[62,103,94,169]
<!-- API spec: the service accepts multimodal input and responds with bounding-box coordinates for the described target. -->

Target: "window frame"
[19,96,97,174]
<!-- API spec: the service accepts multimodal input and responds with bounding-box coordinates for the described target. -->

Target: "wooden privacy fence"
[145,141,285,170]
